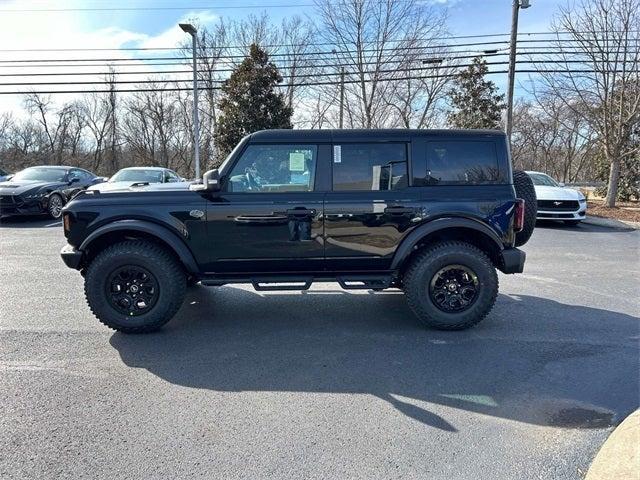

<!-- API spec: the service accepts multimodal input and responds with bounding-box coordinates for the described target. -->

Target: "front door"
[202,143,325,273]
[324,142,422,271]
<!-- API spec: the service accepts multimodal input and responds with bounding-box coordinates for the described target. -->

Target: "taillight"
[63,212,71,235]
[514,198,525,232]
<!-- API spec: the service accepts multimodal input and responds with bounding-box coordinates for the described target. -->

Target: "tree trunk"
[604,156,620,208]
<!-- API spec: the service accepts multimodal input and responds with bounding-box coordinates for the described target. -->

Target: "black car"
[0,166,103,219]
[60,129,536,333]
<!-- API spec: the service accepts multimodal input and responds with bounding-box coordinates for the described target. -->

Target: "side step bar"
[201,274,394,291]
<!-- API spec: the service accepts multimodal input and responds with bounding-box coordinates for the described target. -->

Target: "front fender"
[79,219,199,273]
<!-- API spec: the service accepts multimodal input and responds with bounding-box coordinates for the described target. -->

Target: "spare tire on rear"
[513,170,536,247]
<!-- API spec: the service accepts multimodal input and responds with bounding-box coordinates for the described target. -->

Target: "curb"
[583,216,638,231]
[585,410,640,480]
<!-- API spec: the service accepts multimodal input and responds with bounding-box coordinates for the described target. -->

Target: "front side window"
[227,144,317,193]
[426,141,501,185]
[332,143,408,191]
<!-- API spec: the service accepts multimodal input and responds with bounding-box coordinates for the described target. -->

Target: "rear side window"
[333,143,408,191]
[426,141,501,185]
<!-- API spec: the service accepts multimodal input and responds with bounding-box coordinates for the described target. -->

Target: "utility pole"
[339,67,345,129]
[180,23,201,179]
[506,0,531,146]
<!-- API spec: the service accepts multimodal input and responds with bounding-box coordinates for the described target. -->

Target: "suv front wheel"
[404,241,498,330]
[84,240,186,333]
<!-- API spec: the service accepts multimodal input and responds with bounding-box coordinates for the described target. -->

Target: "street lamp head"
[519,0,531,9]
[179,23,197,35]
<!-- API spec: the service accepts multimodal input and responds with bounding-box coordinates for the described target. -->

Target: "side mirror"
[69,177,80,184]
[558,182,565,187]
[189,168,221,192]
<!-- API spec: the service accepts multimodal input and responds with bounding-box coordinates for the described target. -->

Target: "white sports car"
[88,167,186,193]
[526,171,587,226]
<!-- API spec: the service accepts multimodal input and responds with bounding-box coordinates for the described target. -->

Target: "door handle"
[234,215,288,224]
[285,208,316,217]
[384,206,415,215]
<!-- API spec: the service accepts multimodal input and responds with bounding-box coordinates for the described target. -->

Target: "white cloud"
[0,3,219,117]
[138,11,219,50]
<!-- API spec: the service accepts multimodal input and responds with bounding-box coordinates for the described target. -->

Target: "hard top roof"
[249,128,505,142]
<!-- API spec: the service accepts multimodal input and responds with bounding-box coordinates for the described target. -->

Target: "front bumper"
[536,203,587,221]
[499,247,526,274]
[0,198,48,216]
[61,244,84,270]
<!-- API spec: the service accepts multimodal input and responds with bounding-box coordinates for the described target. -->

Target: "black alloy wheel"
[428,264,479,313]
[105,265,160,316]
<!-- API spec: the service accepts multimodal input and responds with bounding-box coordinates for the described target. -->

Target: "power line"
[1,48,636,72]
[0,31,618,53]
[3,68,636,96]
[1,38,635,66]
[1,68,636,95]
[4,58,637,87]
[0,3,319,13]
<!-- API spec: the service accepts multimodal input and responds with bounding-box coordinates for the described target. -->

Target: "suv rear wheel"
[84,240,186,333]
[404,241,498,330]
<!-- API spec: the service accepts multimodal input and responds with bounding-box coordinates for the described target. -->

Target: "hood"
[0,179,66,196]
[534,185,584,201]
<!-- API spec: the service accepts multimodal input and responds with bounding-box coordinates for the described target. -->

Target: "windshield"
[110,169,164,183]
[528,173,559,187]
[12,167,67,182]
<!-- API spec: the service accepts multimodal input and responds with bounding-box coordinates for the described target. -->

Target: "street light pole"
[506,0,530,146]
[180,23,200,179]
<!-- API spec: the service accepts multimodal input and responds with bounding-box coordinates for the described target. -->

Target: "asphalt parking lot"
[1,217,638,479]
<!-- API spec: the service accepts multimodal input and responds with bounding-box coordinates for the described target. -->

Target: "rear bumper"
[60,244,83,270]
[499,247,526,274]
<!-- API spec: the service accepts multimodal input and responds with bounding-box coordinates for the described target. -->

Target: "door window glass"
[227,144,317,193]
[426,141,501,184]
[332,143,408,191]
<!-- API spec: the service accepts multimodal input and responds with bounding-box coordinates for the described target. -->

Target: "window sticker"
[333,145,342,163]
[289,152,306,172]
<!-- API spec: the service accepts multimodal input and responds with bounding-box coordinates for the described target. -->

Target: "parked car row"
[0,163,587,224]
[0,166,187,219]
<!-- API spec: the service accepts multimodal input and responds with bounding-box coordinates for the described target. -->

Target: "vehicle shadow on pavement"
[0,216,60,228]
[110,287,640,433]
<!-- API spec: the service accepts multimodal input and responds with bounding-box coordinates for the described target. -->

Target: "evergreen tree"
[447,57,505,129]
[215,44,293,159]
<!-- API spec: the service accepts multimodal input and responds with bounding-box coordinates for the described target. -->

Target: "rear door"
[324,140,422,271]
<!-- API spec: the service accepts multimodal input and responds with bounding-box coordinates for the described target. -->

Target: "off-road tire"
[47,193,64,219]
[84,240,186,333]
[404,241,499,330]
[513,170,537,247]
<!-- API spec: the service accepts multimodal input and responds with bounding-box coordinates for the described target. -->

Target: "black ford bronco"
[60,129,536,333]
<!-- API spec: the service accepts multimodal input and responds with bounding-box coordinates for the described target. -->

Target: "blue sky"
[0,0,565,114]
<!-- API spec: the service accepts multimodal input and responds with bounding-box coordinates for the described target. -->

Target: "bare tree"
[512,97,596,182]
[23,93,56,159]
[537,0,640,206]
[315,0,448,128]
